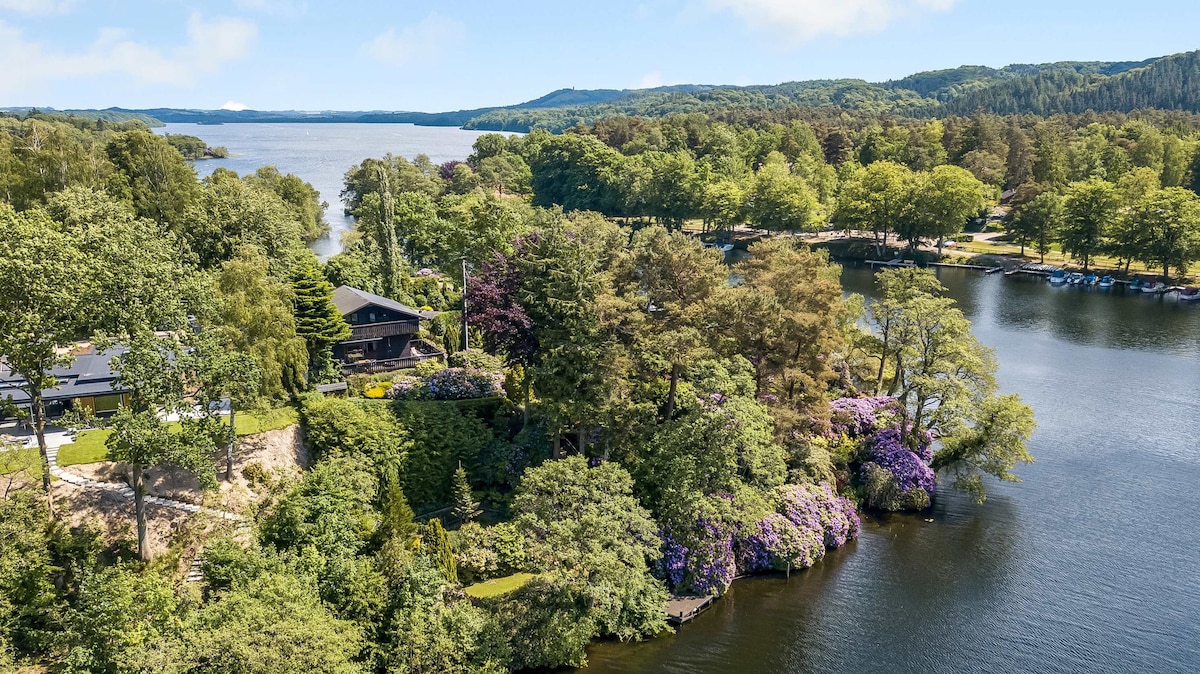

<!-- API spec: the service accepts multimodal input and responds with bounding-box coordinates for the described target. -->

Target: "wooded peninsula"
[12,72,1200,671]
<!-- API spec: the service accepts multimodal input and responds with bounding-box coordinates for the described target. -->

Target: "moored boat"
[1098,275,1114,289]
[1179,287,1200,301]
[1083,273,1098,285]
[1142,281,1166,293]
[1067,272,1085,285]
[1049,270,1068,285]
[1128,278,1145,291]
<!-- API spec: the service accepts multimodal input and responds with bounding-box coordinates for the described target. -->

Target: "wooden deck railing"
[348,320,420,341]
[339,341,446,375]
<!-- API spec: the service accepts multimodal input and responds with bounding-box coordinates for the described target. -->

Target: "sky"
[2,0,1199,112]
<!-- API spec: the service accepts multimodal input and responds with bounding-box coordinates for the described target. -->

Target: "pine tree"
[290,257,351,383]
[451,463,482,526]
[379,466,417,545]
[423,518,457,584]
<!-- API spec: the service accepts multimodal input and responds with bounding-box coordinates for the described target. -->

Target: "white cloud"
[0,0,78,15]
[705,0,959,44]
[365,13,464,68]
[234,0,307,17]
[0,13,257,97]
[221,100,248,111]
[638,71,664,89]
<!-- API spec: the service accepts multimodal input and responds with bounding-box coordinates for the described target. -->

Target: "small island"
[163,132,228,160]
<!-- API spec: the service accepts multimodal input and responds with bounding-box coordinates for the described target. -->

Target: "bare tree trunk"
[31,394,54,517]
[133,463,149,561]
[552,435,561,460]
[522,374,531,429]
[577,427,586,456]
[225,405,236,481]
[665,363,680,421]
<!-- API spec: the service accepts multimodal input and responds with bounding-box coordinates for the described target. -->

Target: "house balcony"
[348,319,420,341]
[340,340,446,375]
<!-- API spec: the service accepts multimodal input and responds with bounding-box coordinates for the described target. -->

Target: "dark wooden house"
[1,344,130,420]
[331,286,445,374]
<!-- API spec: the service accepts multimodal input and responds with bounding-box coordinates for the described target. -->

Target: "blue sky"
[2,0,1198,112]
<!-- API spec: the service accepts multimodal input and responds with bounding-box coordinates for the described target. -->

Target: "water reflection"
[840,264,1200,360]
[584,264,1200,674]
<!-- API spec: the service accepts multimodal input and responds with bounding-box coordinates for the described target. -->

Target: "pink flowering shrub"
[387,367,504,401]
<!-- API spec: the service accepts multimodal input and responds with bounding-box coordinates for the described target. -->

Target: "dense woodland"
[464,51,1200,132]
[25,93,1200,671]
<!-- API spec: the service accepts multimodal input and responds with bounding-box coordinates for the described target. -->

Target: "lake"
[585,266,1200,674]
[155,122,494,259]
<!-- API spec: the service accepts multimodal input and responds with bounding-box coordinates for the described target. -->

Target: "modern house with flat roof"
[0,344,129,419]
[331,286,445,374]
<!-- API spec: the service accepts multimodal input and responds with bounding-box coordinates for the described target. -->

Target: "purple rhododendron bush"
[827,396,938,511]
[658,483,861,596]
[387,366,505,401]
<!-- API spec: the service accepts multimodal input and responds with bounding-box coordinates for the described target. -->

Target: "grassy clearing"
[233,406,299,436]
[58,429,112,467]
[1,406,300,475]
[0,447,41,477]
[463,572,539,599]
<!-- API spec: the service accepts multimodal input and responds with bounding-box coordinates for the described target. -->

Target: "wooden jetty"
[665,595,715,625]
[866,259,916,268]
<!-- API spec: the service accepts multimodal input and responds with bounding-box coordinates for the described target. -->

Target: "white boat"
[1067,272,1085,285]
[1178,287,1200,301]
[702,242,735,253]
[1098,275,1114,289]
[1142,281,1167,293]
[1049,270,1068,285]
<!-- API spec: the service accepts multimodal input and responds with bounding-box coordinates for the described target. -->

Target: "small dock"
[665,595,715,625]
[866,259,916,268]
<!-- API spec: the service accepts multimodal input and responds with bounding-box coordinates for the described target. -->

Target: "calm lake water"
[585,266,1200,674]
[155,123,493,259]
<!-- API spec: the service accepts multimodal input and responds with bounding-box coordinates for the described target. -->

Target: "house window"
[94,394,123,413]
[368,312,376,322]
[350,312,358,323]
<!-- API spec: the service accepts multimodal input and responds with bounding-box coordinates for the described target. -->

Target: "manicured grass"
[58,429,112,467]
[233,406,299,436]
[0,407,302,475]
[0,447,41,477]
[463,572,539,599]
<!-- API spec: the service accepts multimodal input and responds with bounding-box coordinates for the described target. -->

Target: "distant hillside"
[18,50,1200,133]
[0,108,163,127]
[463,52,1200,132]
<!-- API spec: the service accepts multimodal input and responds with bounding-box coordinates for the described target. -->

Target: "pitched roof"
[0,344,128,406]
[332,286,439,320]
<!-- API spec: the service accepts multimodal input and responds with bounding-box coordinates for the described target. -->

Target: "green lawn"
[463,573,539,599]
[58,429,112,467]
[1,406,300,475]
[0,447,41,477]
[233,406,299,436]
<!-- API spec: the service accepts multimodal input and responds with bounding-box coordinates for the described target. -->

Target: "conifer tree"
[423,518,457,584]
[290,257,350,383]
[379,465,417,545]
[451,463,482,526]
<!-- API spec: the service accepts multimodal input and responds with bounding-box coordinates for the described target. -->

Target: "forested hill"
[464,52,1196,131]
[13,50,1200,132]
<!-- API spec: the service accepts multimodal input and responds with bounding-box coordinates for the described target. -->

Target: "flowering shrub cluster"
[661,517,736,596]
[387,367,504,401]
[859,427,935,511]
[863,428,935,495]
[662,482,861,595]
[827,396,898,438]
[827,396,938,511]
